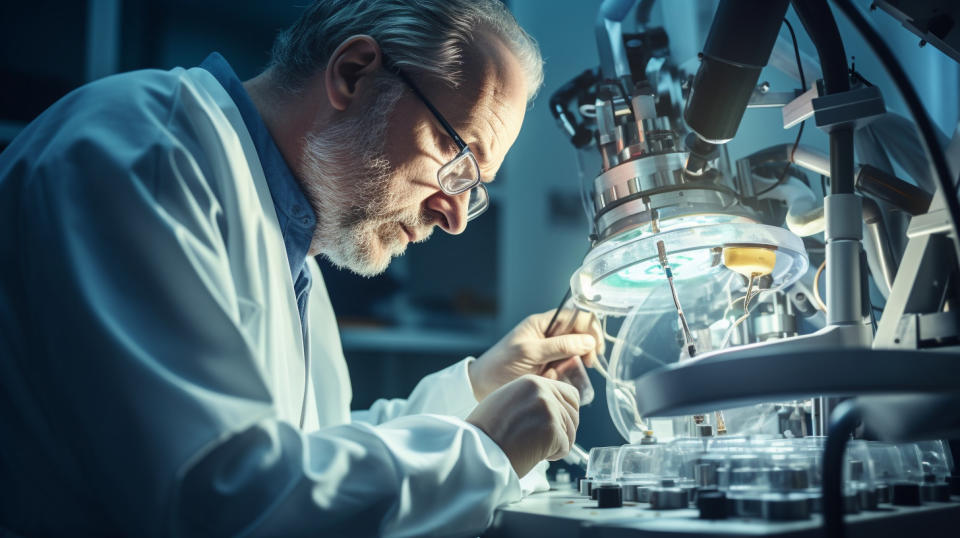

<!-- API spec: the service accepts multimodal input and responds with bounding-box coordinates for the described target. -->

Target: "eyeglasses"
[391,68,489,222]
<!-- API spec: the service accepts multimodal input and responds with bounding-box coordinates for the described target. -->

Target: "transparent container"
[912,440,954,501]
[613,443,662,501]
[613,443,661,482]
[586,446,620,484]
[604,265,809,442]
[667,437,708,486]
[914,440,953,483]
[866,442,924,486]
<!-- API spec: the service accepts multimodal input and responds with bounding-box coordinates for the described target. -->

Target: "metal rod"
[657,240,697,357]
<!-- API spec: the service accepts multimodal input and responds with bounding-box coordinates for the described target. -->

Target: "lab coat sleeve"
[18,73,520,537]
[350,359,551,496]
[351,357,481,424]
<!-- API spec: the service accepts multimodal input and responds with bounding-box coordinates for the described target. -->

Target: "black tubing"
[791,0,850,95]
[792,0,855,194]
[823,400,861,538]
[829,127,856,195]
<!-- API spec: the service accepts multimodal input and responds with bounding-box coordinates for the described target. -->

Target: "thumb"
[532,333,597,364]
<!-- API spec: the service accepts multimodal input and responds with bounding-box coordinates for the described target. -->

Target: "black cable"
[752,161,811,188]
[784,18,806,89]
[755,123,806,197]
[823,400,861,538]
[754,17,806,198]
[832,0,960,268]
[545,287,573,337]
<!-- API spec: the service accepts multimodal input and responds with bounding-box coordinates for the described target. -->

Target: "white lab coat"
[0,66,545,537]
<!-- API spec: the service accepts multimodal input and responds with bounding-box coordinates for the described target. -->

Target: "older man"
[0,0,602,536]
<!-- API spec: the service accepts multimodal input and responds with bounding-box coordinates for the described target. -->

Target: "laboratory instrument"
[489,0,960,536]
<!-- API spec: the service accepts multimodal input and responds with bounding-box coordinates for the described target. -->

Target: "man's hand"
[468,309,604,401]
[466,375,580,477]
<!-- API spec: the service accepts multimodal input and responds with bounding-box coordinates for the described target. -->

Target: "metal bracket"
[781,84,885,131]
[811,85,886,132]
[747,88,799,109]
[907,207,956,239]
[782,85,820,129]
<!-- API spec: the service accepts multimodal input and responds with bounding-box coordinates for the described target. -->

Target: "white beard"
[299,77,428,277]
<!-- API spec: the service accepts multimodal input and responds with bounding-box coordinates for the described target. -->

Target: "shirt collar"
[199,52,316,279]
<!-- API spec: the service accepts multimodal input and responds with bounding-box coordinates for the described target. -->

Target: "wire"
[600,315,668,368]
[754,17,808,198]
[755,124,806,197]
[544,287,574,337]
[730,273,759,328]
[718,277,777,349]
[595,317,650,431]
[784,18,807,90]
[813,260,827,311]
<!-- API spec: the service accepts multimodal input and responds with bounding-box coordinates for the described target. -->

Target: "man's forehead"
[449,45,528,174]
[462,87,514,167]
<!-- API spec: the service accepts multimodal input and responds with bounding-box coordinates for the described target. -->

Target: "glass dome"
[604,267,810,443]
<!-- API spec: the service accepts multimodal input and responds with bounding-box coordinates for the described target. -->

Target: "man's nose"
[426,190,469,235]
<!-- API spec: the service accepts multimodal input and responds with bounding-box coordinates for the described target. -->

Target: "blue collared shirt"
[200,52,316,335]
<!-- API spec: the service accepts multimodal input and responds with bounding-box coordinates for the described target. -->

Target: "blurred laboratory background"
[2,0,957,450]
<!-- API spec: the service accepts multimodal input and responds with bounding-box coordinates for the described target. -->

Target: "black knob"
[921,482,952,503]
[596,485,623,508]
[763,495,811,521]
[650,487,689,510]
[698,491,727,519]
[891,482,922,506]
[876,483,891,504]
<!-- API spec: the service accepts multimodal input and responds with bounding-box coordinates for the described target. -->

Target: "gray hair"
[269,0,544,102]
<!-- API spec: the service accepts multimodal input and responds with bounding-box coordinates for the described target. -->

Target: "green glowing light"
[603,248,717,287]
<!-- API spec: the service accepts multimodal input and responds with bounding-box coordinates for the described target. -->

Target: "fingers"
[532,333,598,364]
[530,309,567,335]
[551,376,581,413]
[572,313,605,358]
[546,379,578,461]
[531,308,606,361]
[581,349,598,368]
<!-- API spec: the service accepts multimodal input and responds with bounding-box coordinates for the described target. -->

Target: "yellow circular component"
[722,247,777,278]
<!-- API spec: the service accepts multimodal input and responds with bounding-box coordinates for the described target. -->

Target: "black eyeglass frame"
[392,70,482,191]
[382,62,488,222]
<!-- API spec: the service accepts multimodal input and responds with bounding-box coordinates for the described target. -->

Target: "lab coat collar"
[199,52,316,282]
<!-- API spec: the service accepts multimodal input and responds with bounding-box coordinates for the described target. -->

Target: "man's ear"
[324,35,383,111]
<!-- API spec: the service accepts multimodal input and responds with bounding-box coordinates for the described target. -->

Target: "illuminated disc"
[571,220,808,315]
